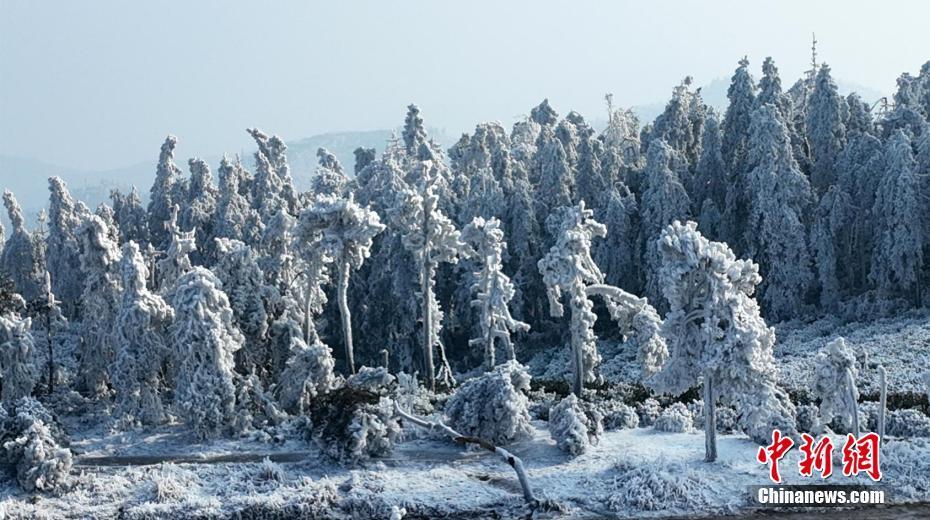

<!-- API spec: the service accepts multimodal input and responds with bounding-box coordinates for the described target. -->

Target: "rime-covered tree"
[461,217,529,370]
[594,184,639,292]
[46,177,85,317]
[805,64,847,192]
[182,158,218,265]
[539,202,666,396]
[353,147,376,176]
[870,130,922,302]
[212,238,280,378]
[0,313,37,404]
[148,135,182,251]
[534,137,574,225]
[641,77,705,170]
[276,333,336,415]
[76,215,122,396]
[811,186,855,310]
[835,133,884,293]
[296,194,384,374]
[744,104,813,320]
[156,205,196,296]
[812,337,860,436]
[111,241,174,426]
[214,155,259,246]
[691,111,726,213]
[171,267,243,439]
[394,167,468,390]
[721,58,757,247]
[1,191,41,302]
[110,187,148,246]
[312,148,349,197]
[639,139,691,311]
[651,221,797,460]
[248,128,298,215]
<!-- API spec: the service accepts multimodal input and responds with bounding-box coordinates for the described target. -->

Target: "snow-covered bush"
[549,394,602,455]
[604,458,717,513]
[602,402,639,430]
[715,406,739,434]
[887,409,930,438]
[812,337,859,434]
[394,372,434,417]
[171,267,243,439]
[346,366,394,393]
[0,398,72,493]
[0,313,37,404]
[303,383,400,464]
[654,402,693,433]
[636,398,662,427]
[794,403,825,434]
[232,372,287,435]
[444,361,532,445]
[276,336,336,415]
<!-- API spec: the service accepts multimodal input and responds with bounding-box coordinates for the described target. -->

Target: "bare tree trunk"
[484,304,495,372]
[46,309,54,395]
[878,365,887,440]
[337,261,355,375]
[570,300,584,398]
[304,288,315,345]
[381,349,389,370]
[845,368,860,437]
[704,372,717,463]
[394,403,538,507]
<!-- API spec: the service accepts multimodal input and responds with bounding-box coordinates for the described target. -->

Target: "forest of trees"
[0,56,929,451]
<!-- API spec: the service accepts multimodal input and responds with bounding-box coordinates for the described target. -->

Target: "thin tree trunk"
[46,310,54,395]
[381,349,389,370]
[394,403,538,507]
[878,365,887,440]
[304,288,314,345]
[422,261,435,392]
[337,261,355,375]
[571,308,584,398]
[845,368,860,437]
[704,372,717,463]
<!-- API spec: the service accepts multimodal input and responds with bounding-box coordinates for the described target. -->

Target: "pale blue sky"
[1,0,928,171]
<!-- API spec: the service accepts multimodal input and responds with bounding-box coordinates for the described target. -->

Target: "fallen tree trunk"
[393,403,538,507]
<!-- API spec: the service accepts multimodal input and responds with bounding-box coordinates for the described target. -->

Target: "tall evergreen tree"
[2,191,42,301]
[148,136,182,251]
[47,176,85,318]
[720,58,757,248]
[805,64,848,192]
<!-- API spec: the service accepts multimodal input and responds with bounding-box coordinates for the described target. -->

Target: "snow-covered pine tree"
[1,191,42,302]
[76,215,122,396]
[214,155,260,246]
[651,221,797,460]
[111,241,174,426]
[811,186,854,310]
[110,186,149,246]
[46,176,85,318]
[155,205,196,296]
[211,238,281,378]
[641,77,705,171]
[534,136,574,227]
[248,128,298,216]
[870,130,922,303]
[744,104,814,320]
[460,217,529,370]
[276,332,336,415]
[835,133,884,293]
[593,184,639,292]
[296,194,384,374]
[312,148,350,197]
[812,337,860,436]
[721,57,757,248]
[148,135,182,251]
[170,267,243,439]
[182,158,218,266]
[0,313,37,404]
[639,139,691,312]
[394,166,468,390]
[691,111,726,215]
[805,64,848,193]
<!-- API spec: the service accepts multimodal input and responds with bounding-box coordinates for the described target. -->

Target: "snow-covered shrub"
[0,398,72,493]
[812,337,859,433]
[636,398,662,427]
[303,386,400,464]
[526,387,560,421]
[794,403,825,435]
[887,409,930,438]
[687,400,703,422]
[346,366,394,393]
[604,458,717,513]
[276,336,336,415]
[232,372,287,435]
[602,402,639,430]
[654,402,693,433]
[549,394,602,455]
[444,361,532,445]
[0,313,37,404]
[394,372,433,417]
[715,406,739,434]
[858,401,880,433]
[256,457,285,483]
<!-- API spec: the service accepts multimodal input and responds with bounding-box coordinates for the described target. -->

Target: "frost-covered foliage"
[148,135,183,250]
[212,238,280,377]
[444,360,532,445]
[171,267,243,439]
[182,158,218,264]
[887,409,930,438]
[1,190,42,301]
[76,214,122,396]
[654,402,693,433]
[394,166,467,390]
[156,205,196,296]
[304,379,400,464]
[0,398,72,493]
[794,404,826,435]
[651,221,797,446]
[538,202,605,396]
[276,335,336,415]
[47,176,85,317]
[604,458,718,513]
[111,241,174,427]
[637,398,662,427]
[602,402,639,430]
[548,394,602,455]
[460,217,529,369]
[296,194,384,374]
[805,64,847,192]
[312,148,349,197]
[0,313,37,404]
[811,337,859,432]
[110,186,148,246]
